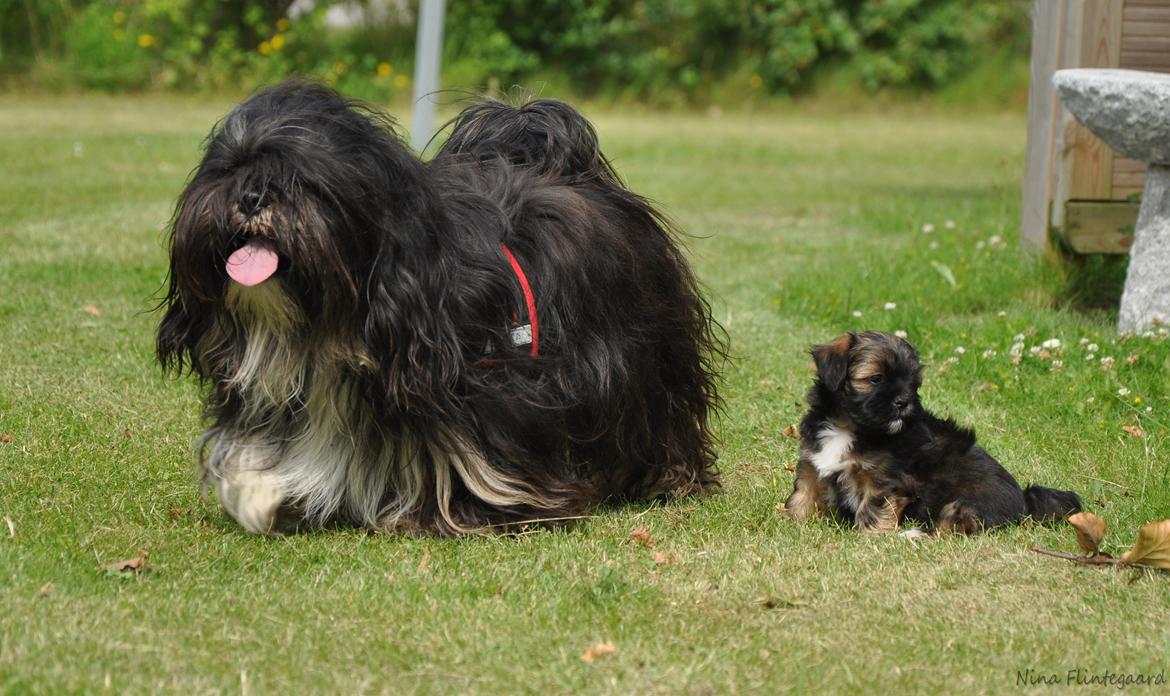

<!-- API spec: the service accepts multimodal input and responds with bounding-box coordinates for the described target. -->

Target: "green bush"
[2,0,1030,103]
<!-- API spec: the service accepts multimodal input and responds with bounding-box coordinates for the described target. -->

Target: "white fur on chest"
[809,423,855,478]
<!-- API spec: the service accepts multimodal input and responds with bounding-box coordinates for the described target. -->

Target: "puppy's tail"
[437,98,616,181]
[1023,484,1082,522]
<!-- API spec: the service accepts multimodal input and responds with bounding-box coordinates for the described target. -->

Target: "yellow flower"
[277,18,291,32]
[1134,397,1143,405]
[137,33,156,48]
[259,41,272,55]
[377,62,393,78]
[113,10,126,25]
[271,34,285,51]
[394,74,410,89]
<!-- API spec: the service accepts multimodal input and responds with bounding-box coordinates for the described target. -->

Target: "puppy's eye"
[868,374,884,385]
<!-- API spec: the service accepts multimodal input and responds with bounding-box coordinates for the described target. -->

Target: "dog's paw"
[216,468,286,535]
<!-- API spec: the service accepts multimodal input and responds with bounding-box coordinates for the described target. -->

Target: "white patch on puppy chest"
[809,423,854,478]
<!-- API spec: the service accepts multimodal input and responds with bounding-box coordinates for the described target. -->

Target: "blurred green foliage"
[0,0,1030,103]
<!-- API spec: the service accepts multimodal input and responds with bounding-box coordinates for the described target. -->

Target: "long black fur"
[784,331,1081,533]
[158,80,724,535]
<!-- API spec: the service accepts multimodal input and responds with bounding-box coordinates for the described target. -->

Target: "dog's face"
[812,331,923,434]
[158,82,455,382]
[167,83,413,318]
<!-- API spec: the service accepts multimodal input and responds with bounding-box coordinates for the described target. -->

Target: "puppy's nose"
[239,190,266,216]
[894,397,910,410]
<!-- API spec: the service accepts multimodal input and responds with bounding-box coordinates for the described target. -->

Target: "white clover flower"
[1085,354,1096,361]
[1051,359,1063,368]
[944,220,956,230]
[1100,356,1116,370]
[884,302,897,311]
[1086,343,1099,353]
[1029,345,1042,355]
[989,235,1003,245]
[981,349,997,358]
[1143,330,1155,338]
[944,356,959,365]
[894,330,908,339]
[1041,338,1061,350]
[1146,406,1154,413]
[1118,387,1130,396]
[922,223,935,234]
[1013,333,1026,342]
[1079,337,1089,346]
[976,241,986,250]
[929,240,939,250]
[997,310,1007,317]
[1009,342,1025,358]
[851,310,863,318]
[954,346,966,354]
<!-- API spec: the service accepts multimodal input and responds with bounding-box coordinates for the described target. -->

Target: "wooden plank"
[1021,0,1068,250]
[1123,37,1170,51]
[1111,155,1149,200]
[1125,7,1170,21]
[1065,0,1122,200]
[1062,201,1138,254]
[1127,0,1170,7]
[1122,21,1170,37]
[1120,49,1170,68]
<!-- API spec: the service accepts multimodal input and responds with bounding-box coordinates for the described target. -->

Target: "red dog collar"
[498,243,539,357]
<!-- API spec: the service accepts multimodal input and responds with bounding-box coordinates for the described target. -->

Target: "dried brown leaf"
[1121,519,1170,569]
[167,507,184,520]
[100,547,149,574]
[1122,424,1144,439]
[781,425,799,440]
[1068,512,1106,555]
[651,551,674,565]
[39,582,53,597]
[82,304,102,317]
[580,641,615,663]
[628,527,655,548]
[417,548,430,573]
[0,434,11,443]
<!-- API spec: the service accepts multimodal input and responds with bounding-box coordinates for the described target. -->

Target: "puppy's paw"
[216,468,287,535]
[937,501,983,535]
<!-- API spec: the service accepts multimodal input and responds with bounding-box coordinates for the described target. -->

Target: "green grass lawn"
[1,94,1168,694]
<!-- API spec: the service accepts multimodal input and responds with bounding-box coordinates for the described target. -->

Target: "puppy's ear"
[811,333,854,391]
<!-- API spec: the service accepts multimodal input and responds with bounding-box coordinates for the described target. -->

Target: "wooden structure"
[1023,0,1170,253]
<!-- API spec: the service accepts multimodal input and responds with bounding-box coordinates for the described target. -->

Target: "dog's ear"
[811,332,854,391]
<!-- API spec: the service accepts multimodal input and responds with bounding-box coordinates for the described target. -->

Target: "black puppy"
[784,331,1081,534]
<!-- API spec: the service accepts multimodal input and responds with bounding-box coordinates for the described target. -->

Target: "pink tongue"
[226,242,279,286]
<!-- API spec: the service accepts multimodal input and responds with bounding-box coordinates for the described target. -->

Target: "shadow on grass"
[1055,251,1128,314]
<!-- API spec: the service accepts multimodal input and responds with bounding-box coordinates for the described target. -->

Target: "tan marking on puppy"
[937,501,982,535]
[848,332,906,393]
[861,496,907,534]
[813,333,853,369]
[785,460,828,521]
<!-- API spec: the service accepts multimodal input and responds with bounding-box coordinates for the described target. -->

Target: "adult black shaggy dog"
[158,81,723,536]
